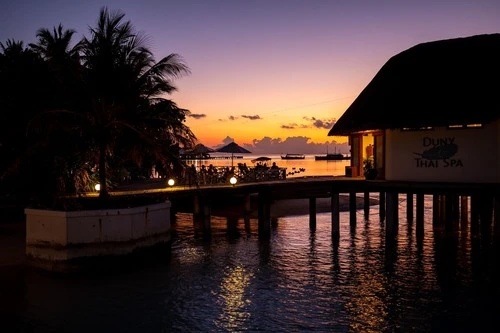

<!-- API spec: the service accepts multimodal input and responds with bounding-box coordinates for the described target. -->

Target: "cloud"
[280,117,336,130]
[188,113,206,119]
[211,135,350,155]
[241,115,261,120]
[216,114,261,122]
[211,136,237,150]
[217,115,239,121]
[303,116,336,129]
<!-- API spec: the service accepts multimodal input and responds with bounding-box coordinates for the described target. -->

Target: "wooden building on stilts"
[328,33,500,237]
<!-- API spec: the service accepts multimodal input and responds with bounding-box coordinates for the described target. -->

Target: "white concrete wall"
[385,121,500,183]
[25,201,171,262]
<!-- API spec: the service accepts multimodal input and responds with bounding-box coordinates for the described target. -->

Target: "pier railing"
[173,165,287,186]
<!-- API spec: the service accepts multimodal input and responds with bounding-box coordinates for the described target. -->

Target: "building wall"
[385,121,500,183]
[25,201,172,262]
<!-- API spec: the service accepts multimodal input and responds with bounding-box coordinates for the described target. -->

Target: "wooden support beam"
[386,192,399,236]
[309,197,317,230]
[460,195,468,230]
[364,191,370,221]
[331,192,340,242]
[244,194,251,234]
[406,192,414,222]
[445,194,455,231]
[416,193,424,238]
[258,188,272,238]
[494,196,500,238]
[470,194,480,235]
[432,195,441,227]
[349,192,357,228]
[379,191,386,222]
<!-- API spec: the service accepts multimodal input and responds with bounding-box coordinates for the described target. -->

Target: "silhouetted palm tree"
[27,24,92,195]
[0,40,48,185]
[29,24,83,107]
[3,7,196,202]
[29,24,81,62]
[77,7,195,197]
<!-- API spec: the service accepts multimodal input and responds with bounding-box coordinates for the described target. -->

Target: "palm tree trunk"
[98,140,109,198]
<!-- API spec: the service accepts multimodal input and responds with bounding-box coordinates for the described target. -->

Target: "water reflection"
[218,265,252,330]
[3,196,500,332]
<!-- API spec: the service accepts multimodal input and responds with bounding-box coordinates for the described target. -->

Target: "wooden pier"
[118,176,500,240]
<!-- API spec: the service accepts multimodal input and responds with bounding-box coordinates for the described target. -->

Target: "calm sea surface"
[1,155,499,332]
[183,153,348,178]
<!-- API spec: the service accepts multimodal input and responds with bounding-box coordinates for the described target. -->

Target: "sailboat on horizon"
[314,145,350,161]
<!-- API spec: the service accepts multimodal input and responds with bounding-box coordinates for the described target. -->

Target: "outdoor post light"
[168,178,175,186]
[230,176,237,186]
[95,183,100,191]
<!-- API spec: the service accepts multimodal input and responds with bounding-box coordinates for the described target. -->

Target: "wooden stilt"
[460,195,468,230]
[331,192,340,242]
[386,192,399,237]
[406,192,414,222]
[202,201,211,238]
[349,192,357,228]
[416,193,424,237]
[364,191,370,221]
[470,194,480,235]
[258,188,271,238]
[379,192,386,222]
[227,216,238,236]
[432,194,441,226]
[494,196,500,238]
[193,195,211,238]
[244,194,251,234]
[309,197,317,230]
[445,194,454,231]
[439,195,446,227]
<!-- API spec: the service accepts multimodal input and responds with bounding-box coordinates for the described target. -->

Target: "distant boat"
[281,153,305,160]
[314,153,350,161]
[315,145,350,161]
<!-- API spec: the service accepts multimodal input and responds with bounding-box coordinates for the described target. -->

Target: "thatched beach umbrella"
[251,156,271,163]
[189,143,214,154]
[216,142,252,166]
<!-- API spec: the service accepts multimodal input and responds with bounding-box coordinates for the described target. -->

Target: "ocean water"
[1,156,499,332]
[184,153,350,178]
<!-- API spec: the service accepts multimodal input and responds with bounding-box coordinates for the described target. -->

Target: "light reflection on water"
[2,195,499,332]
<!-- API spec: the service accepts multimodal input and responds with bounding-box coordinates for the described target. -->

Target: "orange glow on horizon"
[181,94,353,148]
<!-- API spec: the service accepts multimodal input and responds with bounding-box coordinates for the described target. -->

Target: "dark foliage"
[0,7,196,209]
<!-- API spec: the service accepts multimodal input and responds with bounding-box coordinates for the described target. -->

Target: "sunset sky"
[2,0,500,154]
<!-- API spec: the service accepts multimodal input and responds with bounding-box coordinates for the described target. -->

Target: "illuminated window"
[447,123,483,129]
[402,127,433,131]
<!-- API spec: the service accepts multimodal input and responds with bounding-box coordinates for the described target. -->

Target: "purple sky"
[2,0,500,154]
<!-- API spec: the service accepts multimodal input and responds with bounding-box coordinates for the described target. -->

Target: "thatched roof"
[328,33,500,136]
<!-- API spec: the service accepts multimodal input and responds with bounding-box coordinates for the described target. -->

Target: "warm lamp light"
[229,176,237,185]
[95,183,100,191]
[167,178,175,186]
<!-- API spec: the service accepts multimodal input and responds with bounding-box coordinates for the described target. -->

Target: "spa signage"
[414,137,463,168]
